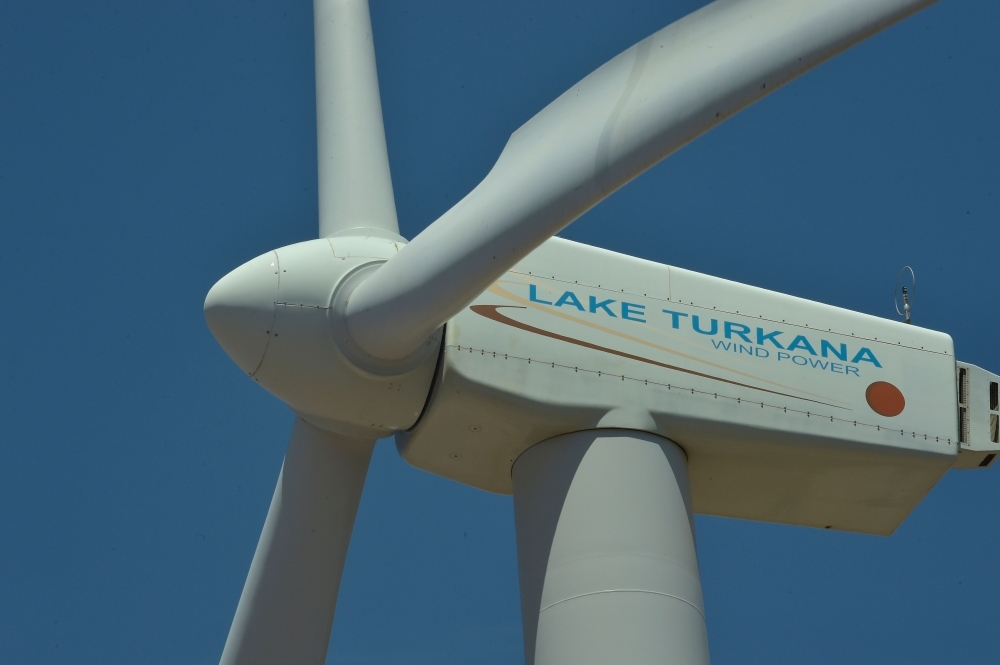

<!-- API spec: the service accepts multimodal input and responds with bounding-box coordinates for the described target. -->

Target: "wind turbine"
[204,0,1000,663]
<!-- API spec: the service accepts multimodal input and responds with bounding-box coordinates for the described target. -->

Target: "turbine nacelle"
[205,231,440,439]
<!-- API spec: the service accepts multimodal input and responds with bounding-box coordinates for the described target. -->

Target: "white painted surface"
[220,419,374,665]
[346,0,936,361]
[314,0,398,236]
[204,251,280,376]
[513,430,709,665]
[205,235,439,440]
[400,237,957,534]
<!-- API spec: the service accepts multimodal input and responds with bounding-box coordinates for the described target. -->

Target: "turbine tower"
[204,1,1000,663]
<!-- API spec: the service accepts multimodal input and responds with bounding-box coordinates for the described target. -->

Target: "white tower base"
[512,429,710,665]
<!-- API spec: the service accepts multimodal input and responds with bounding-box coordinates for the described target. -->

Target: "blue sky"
[2,1,998,663]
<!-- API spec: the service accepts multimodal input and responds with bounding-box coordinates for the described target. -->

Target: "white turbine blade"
[344,0,935,361]
[219,418,374,665]
[315,0,398,237]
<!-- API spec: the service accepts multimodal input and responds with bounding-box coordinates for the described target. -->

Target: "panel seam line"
[540,589,705,618]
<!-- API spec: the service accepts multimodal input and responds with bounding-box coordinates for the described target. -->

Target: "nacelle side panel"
[399,237,958,535]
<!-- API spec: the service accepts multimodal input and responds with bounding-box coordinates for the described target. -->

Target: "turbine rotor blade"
[344,0,935,361]
[219,419,375,665]
[315,0,398,237]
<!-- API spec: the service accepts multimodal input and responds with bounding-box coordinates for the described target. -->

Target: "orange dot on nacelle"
[866,381,905,417]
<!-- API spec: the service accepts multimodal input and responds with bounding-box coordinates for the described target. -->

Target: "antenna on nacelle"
[895,265,916,325]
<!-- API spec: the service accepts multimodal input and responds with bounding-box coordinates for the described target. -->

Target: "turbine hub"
[204,234,440,439]
[204,251,279,376]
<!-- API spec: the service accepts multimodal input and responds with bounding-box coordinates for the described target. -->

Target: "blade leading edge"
[315,0,398,237]
[344,0,936,361]
[219,419,375,665]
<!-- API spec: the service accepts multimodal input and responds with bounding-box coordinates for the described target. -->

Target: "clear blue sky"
[2,1,998,663]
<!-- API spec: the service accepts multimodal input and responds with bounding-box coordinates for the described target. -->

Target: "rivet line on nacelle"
[274,302,331,310]
[444,344,953,446]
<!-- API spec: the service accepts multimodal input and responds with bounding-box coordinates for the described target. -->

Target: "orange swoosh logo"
[471,304,845,409]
